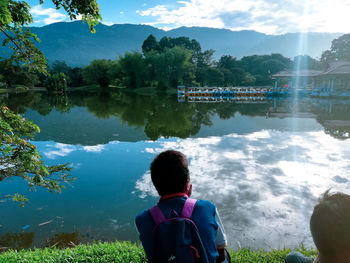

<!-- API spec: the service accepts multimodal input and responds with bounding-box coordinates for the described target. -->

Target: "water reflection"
[1,91,350,144]
[45,231,80,248]
[0,231,81,251]
[0,232,34,251]
[135,131,350,249]
[1,91,350,251]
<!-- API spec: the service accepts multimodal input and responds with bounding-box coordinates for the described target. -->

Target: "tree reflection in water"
[0,232,34,251]
[0,231,81,251]
[1,91,350,141]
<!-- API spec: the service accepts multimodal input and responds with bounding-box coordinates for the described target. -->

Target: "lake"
[1,90,350,251]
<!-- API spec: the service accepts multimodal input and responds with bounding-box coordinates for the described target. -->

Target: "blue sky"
[28,0,350,34]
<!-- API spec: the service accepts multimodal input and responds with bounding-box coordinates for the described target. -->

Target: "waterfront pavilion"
[273,61,350,93]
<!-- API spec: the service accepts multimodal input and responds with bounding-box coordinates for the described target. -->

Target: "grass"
[0,241,317,263]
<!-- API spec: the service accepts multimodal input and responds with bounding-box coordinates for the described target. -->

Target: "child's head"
[310,190,350,261]
[150,150,190,196]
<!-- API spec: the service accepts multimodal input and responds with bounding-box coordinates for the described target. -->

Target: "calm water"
[1,91,350,250]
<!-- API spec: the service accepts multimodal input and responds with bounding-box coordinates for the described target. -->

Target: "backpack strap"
[149,205,166,226]
[181,198,197,218]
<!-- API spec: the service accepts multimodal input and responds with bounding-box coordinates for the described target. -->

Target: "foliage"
[0,0,102,74]
[117,52,149,89]
[3,32,342,90]
[0,241,317,263]
[49,60,85,87]
[0,106,72,205]
[0,0,101,206]
[69,67,85,87]
[46,72,68,92]
[145,46,195,89]
[321,33,350,65]
[200,67,224,86]
[218,55,245,86]
[82,59,116,88]
[142,34,160,54]
[195,49,217,85]
[144,36,198,87]
[240,54,292,85]
[293,55,323,70]
[52,60,72,76]
[0,59,37,88]
[157,36,201,53]
[139,35,293,87]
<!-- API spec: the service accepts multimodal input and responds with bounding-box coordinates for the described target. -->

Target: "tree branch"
[0,27,29,59]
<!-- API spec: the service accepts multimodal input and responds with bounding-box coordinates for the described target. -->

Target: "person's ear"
[188,183,192,197]
[184,182,192,197]
[184,181,191,196]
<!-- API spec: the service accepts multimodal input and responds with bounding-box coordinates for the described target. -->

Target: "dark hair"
[310,190,350,258]
[150,150,189,196]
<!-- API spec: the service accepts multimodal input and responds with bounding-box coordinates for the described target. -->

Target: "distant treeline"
[1,33,349,91]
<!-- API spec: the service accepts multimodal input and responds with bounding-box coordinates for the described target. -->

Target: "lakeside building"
[273,61,350,97]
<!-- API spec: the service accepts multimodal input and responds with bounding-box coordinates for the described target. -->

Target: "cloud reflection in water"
[135,130,350,249]
[43,143,76,159]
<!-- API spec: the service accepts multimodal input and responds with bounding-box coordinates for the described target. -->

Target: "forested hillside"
[0,21,340,66]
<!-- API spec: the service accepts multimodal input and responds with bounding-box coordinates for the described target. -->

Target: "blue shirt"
[135,197,225,263]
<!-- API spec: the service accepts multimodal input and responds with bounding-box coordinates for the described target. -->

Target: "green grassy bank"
[0,241,317,263]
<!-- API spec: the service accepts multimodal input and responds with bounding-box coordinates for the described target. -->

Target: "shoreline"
[0,241,317,262]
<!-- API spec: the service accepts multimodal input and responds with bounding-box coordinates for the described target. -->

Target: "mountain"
[1,21,342,66]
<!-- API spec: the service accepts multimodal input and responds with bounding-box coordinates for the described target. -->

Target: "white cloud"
[139,0,350,34]
[83,144,105,153]
[31,5,66,25]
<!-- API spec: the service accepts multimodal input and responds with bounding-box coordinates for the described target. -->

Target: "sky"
[27,0,350,35]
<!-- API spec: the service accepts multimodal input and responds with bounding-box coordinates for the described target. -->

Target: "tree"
[201,67,224,86]
[46,72,68,92]
[218,55,246,86]
[145,46,194,89]
[293,55,323,70]
[158,36,202,64]
[51,60,71,76]
[218,55,240,70]
[83,59,116,88]
[0,0,101,204]
[0,106,72,205]
[69,67,85,87]
[0,59,37,88]
[195,49,215,85]
[118,52,149,89]
[159,36,174,50]
[321,34,350,65]
[50,61,85,87]
[240,54,291,85]
[142,34,160,54]
[0,0,101,74]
